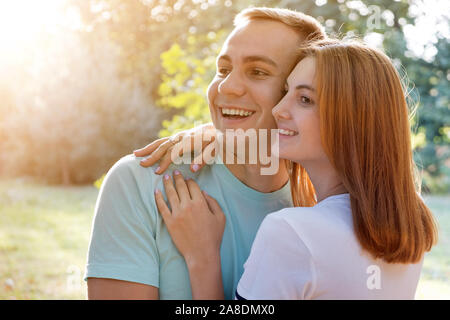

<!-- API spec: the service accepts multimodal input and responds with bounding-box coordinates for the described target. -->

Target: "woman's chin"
[272,147,290,162]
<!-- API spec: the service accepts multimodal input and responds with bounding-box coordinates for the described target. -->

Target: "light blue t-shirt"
[84,154,292,299]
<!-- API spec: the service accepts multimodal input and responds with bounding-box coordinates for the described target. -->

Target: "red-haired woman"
[154,39,438,299]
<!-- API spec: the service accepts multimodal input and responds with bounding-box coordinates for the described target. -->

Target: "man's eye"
[251,69,268,76]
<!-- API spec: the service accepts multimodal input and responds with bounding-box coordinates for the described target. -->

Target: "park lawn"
[0,178,449,299]
[0,178,97,299]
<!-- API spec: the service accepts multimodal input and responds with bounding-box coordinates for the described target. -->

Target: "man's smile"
[218,105,256,121]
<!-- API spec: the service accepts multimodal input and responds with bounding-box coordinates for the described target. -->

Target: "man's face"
[207,20,301,133]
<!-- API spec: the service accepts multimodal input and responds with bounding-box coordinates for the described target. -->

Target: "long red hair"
[290,39,438,263]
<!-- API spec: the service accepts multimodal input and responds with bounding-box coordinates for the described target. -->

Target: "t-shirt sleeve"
[236,212,316,300]
[84,155,160,287]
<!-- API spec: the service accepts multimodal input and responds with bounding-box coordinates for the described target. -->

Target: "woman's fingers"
[146,135,193,173]
[203,192,226,221]
[134,137,168,158]
[191,143,217,172]
[138,125,219,172]
[155,146,179,174]
[154,189,172,223]
[162,173,180,209]
[172,170,191,203]
[140,139,174,168]
[185,179,204,202]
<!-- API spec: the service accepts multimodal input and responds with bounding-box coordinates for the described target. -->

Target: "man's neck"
[224,159,289,193]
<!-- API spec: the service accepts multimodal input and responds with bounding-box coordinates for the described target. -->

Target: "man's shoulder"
[106,154,160,186]
[107,154,203,189]
[110,153,150,176]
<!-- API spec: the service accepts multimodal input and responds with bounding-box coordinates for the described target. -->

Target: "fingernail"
[164,174,170,180]
[192,164,199,172]
[154,166,160,174]
[203,190,208,196]
[155,189,160,194]
[173,170,180,175]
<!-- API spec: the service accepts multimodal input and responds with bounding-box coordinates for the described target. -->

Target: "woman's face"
[272,57,328,165]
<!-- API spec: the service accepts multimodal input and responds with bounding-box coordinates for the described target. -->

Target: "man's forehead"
[218,21,300,66]
[226,20,300,45]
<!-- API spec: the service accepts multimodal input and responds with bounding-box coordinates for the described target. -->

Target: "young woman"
[153,39,438,299]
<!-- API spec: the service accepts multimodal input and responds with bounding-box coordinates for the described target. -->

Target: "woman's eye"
[300,96,314,105]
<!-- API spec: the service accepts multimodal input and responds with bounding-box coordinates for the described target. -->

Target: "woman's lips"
[278,128,298,136]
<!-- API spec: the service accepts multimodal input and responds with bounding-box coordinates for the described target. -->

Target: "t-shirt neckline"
[210,154,291,201]
[316,193,350,205]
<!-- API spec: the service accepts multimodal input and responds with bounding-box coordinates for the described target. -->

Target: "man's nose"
[272,98,291,120]
[217,71,245,97]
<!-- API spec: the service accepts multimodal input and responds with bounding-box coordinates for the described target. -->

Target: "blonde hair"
[234,7,326,41]
[291,39,438,263]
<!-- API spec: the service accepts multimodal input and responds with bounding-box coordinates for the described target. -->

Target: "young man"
[85,7,325,300]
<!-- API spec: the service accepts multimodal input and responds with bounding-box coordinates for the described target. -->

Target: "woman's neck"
[302,159,348,203]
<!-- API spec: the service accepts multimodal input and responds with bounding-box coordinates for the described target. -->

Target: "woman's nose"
[272,98,291,120]
[218,71,245,97]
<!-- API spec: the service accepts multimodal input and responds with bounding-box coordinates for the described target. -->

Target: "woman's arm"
[185,253,224,300]
[154,170,226,299]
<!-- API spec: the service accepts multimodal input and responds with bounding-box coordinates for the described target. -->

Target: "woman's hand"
[154,170,226,299]
[155,170,226,263]
[134,123,217,174]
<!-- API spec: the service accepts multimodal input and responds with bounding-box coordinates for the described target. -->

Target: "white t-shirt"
[236,193,424,300]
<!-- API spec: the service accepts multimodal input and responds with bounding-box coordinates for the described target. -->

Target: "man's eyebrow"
[217,54,231,62]
[217,54,278,68]
[242,55,278,68]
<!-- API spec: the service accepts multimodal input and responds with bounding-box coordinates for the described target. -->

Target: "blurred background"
[0,0,448,299]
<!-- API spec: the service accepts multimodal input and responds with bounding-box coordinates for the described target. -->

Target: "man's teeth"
[279,128,297,136]
[221,108,254,116]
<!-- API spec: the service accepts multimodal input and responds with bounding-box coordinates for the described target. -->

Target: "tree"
[0,25,162,184]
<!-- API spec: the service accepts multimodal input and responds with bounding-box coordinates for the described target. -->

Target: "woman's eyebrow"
[295,84,315,92]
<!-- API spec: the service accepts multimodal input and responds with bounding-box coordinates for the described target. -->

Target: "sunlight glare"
[0,0,67,56]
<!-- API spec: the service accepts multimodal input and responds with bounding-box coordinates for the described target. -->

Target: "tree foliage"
[0,26,162,184]
[156,31,227,136]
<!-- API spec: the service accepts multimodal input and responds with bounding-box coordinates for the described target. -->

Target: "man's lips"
[218,106,256,118]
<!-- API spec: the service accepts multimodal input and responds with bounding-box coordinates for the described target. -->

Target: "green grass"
[0,178,449,299]
[415,195,450,299]
[0,178,97,299]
